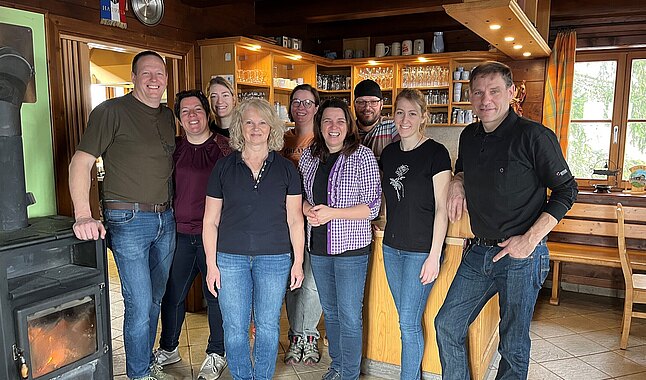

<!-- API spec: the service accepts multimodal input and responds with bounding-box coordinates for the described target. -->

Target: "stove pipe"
[0,47,36,231]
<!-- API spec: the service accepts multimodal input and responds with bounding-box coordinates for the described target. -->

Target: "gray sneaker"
[153,347,181,366]
[149,363,175,380]
[197,353,228,380]
[322,368,340,380]
[302,336,321,365]
[284,335,304,365]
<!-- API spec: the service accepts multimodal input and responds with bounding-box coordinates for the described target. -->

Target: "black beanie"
[354,79,382,99]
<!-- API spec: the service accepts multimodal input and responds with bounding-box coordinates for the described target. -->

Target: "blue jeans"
[217,252,291,380]
[285,249,322,339]
[105,208,176,379]
[159,233,224,355]
[382,245,436,380]
[435,240,550,380]
[311,254,369,380]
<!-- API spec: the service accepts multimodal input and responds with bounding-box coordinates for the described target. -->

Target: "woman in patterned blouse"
[299,98,381,380]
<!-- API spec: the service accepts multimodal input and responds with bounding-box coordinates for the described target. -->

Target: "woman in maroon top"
[154,89,230,380]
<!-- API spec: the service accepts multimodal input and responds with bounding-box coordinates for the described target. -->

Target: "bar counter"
[362,214,500,379]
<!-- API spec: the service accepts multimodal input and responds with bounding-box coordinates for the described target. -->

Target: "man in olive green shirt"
[69,51,176,380]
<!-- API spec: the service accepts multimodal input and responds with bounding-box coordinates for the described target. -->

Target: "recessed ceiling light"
[490,24,502,30]
[288,54,302,61]
[368,60,378,65]
[504,36,515,42]
[523,52,532,57]
[513,45,523,50]
[418,57,429,62]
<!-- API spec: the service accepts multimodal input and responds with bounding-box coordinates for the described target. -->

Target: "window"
[567,51,646,188]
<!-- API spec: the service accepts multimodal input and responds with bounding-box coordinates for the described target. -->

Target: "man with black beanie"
[353,79,399,160]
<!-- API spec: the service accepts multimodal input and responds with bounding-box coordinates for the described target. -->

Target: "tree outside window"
[567,51,646,188]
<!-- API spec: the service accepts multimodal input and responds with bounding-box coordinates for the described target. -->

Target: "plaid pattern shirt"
[358,118,400,160]
[299,145,382,255]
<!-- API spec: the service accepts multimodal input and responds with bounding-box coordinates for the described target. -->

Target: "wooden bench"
[548,200,646,305]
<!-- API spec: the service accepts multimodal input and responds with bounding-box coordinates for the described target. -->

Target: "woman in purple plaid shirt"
[299,98,382,380]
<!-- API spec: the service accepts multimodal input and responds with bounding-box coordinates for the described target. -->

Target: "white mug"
[391,42,401,56]
[414,39,424,55]
[402,40,413,56]
[375,43,390,57]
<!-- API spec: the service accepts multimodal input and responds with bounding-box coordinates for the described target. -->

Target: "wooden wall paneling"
[504,58,547,122]
[200,43,236,91]
[167,57,179,132]
[58,37,100,218]
[2,0,204,42]
[46,18,71,215]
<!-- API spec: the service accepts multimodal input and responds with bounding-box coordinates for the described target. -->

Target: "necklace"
[242,151,269,188]
[400,135,425,151]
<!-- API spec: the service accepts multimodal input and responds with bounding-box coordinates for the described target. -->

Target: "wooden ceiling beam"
[254,0,461,25]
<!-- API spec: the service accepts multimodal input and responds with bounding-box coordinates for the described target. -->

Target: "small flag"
[100,0,127,29]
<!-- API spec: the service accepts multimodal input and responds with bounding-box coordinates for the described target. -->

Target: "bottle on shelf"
[432,32,445,53]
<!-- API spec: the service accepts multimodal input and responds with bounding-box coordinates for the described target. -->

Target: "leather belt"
[103,201,170,213]
[468,236,507,247]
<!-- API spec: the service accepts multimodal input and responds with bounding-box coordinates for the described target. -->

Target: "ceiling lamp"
[443,0,550,59]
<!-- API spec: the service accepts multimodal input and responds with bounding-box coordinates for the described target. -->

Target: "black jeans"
[159,232,225,355]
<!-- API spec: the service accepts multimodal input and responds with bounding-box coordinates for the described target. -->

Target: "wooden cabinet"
[316,64,352,105]
[199,37,504,127]
[364,215,500,379]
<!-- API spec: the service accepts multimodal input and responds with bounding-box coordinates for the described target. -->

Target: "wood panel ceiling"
[179,0,646,51]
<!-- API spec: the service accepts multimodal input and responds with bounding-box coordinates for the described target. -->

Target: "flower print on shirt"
[389,164,409,201]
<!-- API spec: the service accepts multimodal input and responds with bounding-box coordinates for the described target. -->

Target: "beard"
[356,111,380,127]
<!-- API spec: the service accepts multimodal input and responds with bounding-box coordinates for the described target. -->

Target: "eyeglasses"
[291,99,316,109]
[355,99,381,108]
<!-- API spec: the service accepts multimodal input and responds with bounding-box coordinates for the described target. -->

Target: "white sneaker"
[153,347,181,366]
[149,363,175,380]
[197,353,228,380]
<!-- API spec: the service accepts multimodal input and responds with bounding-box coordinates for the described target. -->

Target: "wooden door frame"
[46,14,196,217]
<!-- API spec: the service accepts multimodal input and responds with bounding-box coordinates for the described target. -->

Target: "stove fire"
[28,297,97,378]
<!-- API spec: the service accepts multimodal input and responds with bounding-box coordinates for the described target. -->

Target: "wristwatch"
[131,0,164,27]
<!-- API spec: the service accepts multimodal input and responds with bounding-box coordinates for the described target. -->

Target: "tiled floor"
[108,252,646,379]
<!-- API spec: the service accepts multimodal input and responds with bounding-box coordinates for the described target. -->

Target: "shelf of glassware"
[399,63,451,90]
[353,64,395,94]
[317,65,353,96]
[270,54,317,120]
[234,45,272,90]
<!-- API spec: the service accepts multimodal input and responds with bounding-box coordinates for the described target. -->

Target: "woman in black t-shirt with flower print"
[380,88,452,380]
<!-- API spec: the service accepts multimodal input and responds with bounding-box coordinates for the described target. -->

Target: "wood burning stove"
[0,43,112,380]
[0,216,112,379]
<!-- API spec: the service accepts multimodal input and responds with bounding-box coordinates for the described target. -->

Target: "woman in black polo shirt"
[380,89,451,380]
[203,98,305,380]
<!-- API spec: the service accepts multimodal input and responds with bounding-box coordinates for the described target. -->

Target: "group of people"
[69,50,577,380]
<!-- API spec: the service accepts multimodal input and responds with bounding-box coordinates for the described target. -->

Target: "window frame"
[569,49,646,190]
